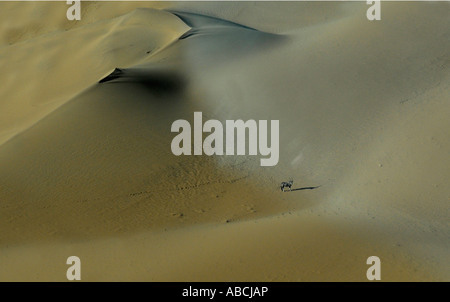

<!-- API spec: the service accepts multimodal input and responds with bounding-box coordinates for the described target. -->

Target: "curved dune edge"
[0,6,190,147]
[0,2,448,281]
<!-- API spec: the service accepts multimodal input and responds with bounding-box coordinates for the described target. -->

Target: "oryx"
[280,179,293,192]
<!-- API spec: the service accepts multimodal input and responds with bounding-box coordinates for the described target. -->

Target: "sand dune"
[0,5,188,146]
[0,1,448,281]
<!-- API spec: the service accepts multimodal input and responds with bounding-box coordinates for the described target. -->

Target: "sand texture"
[0,1,449,281]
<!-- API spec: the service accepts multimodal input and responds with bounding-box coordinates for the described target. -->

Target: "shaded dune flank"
[0,2,449,281]
[99,67,187,97]
[99,11,285,85]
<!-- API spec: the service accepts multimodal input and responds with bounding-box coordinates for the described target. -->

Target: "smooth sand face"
[0,1,448,281]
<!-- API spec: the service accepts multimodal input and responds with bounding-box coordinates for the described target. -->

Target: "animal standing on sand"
[280,179,293,192]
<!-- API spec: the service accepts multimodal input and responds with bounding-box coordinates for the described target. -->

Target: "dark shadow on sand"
[288,186,321,192]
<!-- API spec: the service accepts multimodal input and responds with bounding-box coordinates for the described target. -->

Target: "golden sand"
[0,1,448,281]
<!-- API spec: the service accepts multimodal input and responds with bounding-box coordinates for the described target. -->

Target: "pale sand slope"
[0,1,179,146]
[0,2,449,281]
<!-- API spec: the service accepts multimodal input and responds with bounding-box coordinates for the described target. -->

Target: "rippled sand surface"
[0,1,448,281]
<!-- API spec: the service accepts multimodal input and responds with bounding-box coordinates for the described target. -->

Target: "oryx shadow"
[289,185,321,192]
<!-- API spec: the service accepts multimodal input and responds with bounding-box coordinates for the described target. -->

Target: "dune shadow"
[99,68,186,97]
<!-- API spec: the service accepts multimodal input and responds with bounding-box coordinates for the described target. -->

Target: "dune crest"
[0,7,189,147]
